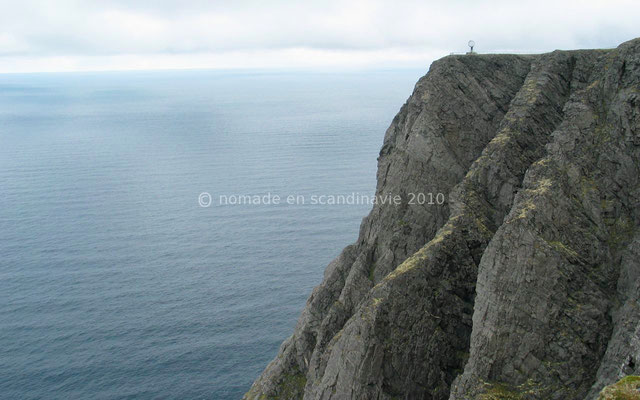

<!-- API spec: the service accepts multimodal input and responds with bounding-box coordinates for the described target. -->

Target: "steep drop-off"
[245,38,640,400]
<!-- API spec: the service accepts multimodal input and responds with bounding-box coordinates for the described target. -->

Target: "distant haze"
[1,0,639,72]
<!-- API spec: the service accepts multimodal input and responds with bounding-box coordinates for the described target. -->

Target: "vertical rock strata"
[451,38,640,400]
[245,38,640,400]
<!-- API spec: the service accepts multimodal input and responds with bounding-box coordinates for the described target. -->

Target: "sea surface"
[0,68,422,399]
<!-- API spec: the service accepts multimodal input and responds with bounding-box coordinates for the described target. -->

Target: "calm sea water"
[0,69,421,399]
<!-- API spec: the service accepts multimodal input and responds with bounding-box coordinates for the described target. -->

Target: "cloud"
[0,0,639,72]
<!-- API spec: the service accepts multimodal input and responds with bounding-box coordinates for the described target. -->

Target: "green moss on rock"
[279,372,307,399]
[598,376,640,400]
[480,383,524,400]
[479,380,548,400]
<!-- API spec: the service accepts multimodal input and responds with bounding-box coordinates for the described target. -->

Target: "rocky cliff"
[245,38,640,400]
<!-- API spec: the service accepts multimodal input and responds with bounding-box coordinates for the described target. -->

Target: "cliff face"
[245,38,640,400]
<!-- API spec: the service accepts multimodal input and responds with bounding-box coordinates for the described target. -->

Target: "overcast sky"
[1,0,639,73]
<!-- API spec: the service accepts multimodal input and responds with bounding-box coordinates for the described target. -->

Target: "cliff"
[245,38,640,400]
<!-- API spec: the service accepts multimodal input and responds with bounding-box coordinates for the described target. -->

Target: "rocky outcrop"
[245,38,640,400]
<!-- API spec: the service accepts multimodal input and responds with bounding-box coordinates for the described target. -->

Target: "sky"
[0,0,639,73]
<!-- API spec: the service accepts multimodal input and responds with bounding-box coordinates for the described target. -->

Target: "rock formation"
[245,38,640,400]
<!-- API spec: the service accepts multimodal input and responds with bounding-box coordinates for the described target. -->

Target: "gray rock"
[245,38,640,400]
[450,38,640,400]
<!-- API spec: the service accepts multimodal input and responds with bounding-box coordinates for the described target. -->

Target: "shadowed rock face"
[245,38,640,400]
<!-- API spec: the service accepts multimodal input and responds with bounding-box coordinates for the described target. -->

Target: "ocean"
[0,68,421,399]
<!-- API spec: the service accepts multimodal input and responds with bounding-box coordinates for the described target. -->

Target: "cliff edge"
[245,38,640,400]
